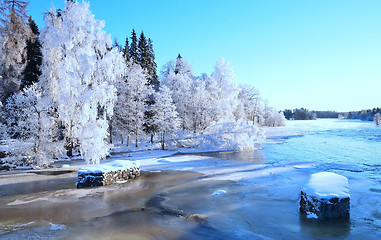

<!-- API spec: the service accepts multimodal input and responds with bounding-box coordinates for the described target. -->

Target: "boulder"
[76,160,140,188]
[300,172,350,219]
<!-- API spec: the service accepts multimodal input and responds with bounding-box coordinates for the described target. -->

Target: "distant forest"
[283,108,381,121]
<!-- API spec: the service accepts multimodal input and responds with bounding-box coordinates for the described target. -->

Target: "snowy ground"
[0,119,381,239]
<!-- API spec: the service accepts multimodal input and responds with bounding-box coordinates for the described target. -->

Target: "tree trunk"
[161,131,165,150]
[108,119,112,144]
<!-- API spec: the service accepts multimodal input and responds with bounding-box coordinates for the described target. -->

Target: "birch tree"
[39,1,124,164]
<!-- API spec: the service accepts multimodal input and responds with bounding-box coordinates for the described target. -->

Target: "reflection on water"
[190,149,265,163]
[299,216,351,238]
[1,119,381,239]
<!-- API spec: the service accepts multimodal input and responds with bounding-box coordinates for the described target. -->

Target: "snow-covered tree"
[113,61,152,147]
[374,113,381,125]
[4,84,63,167]
[264,108,286,127]
[39,1,124,164]
[210,57,240,122]
[0,0,30,104]
[237,84,263,126]
[174,54,193,76]
[152,85,180,149]
[161,68,193,131]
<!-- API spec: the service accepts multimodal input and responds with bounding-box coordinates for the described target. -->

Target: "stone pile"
[76,160,140,188]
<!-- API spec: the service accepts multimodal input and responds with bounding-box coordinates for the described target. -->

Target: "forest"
[0,1,286,169]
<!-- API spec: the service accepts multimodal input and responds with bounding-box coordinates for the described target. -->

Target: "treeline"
[282,107,381,124]
[283,108,317,120]
[339,108,381,122]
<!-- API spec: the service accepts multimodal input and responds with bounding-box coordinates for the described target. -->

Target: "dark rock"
[300,191,350,219]
[300,172,350,219]
[0,151,7,158]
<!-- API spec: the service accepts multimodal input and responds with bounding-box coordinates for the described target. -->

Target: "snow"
[78,160,140,174]
[212,190,226,196]
[302,172,350,199]
[49,223,65,231]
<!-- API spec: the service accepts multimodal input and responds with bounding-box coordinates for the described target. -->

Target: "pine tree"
[146,38,159,90]
[0,0,30,104]
[123,36,129,62]
[113,38,121,52]
[138,31,148,69]
[21,16,42,90]
[129,28,138,64]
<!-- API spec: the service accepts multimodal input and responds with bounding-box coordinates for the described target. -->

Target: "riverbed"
[0,119,380,239]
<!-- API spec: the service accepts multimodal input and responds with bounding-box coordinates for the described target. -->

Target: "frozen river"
[0,119,380,239]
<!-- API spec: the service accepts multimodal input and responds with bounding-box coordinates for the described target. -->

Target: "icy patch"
[212,190,226,196]
[49,223,65,231]
[302,172,349,199]
[61,164,71,168]
[306,212,318,219]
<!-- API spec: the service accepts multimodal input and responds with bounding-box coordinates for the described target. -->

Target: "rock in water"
[300,172,350,219]
[76,160,140,188]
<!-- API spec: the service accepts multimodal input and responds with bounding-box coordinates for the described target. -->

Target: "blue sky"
[27,0,381,112]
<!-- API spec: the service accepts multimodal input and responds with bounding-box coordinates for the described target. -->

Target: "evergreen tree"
[123,36,129,62]
[21,16,42,90]
[138,31,148,69]
[146,38,159,89]
[0,0,30,104]
[129,28,138,63]
[113,38,121,52]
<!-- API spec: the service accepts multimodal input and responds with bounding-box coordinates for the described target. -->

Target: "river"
[0,119,380,239]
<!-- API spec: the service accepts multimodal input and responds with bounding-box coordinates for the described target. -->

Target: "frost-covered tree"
[264,108,286,127]
[374,113,381,125]
[0,0,30,104]
[237,84,263,126]
[161,67,193,131]
[152,85,180,150]
[39,1,124,164]
[113,61,152,147]
[187,76,214,133]
[174,54,193,76]
[210,57,240,122]
[5,84,63,167]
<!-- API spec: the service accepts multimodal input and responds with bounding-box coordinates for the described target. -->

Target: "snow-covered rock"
[76,160,140,188]
[300,172,350,219]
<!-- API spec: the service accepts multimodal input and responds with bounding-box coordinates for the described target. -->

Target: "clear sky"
[27,0,381,112]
